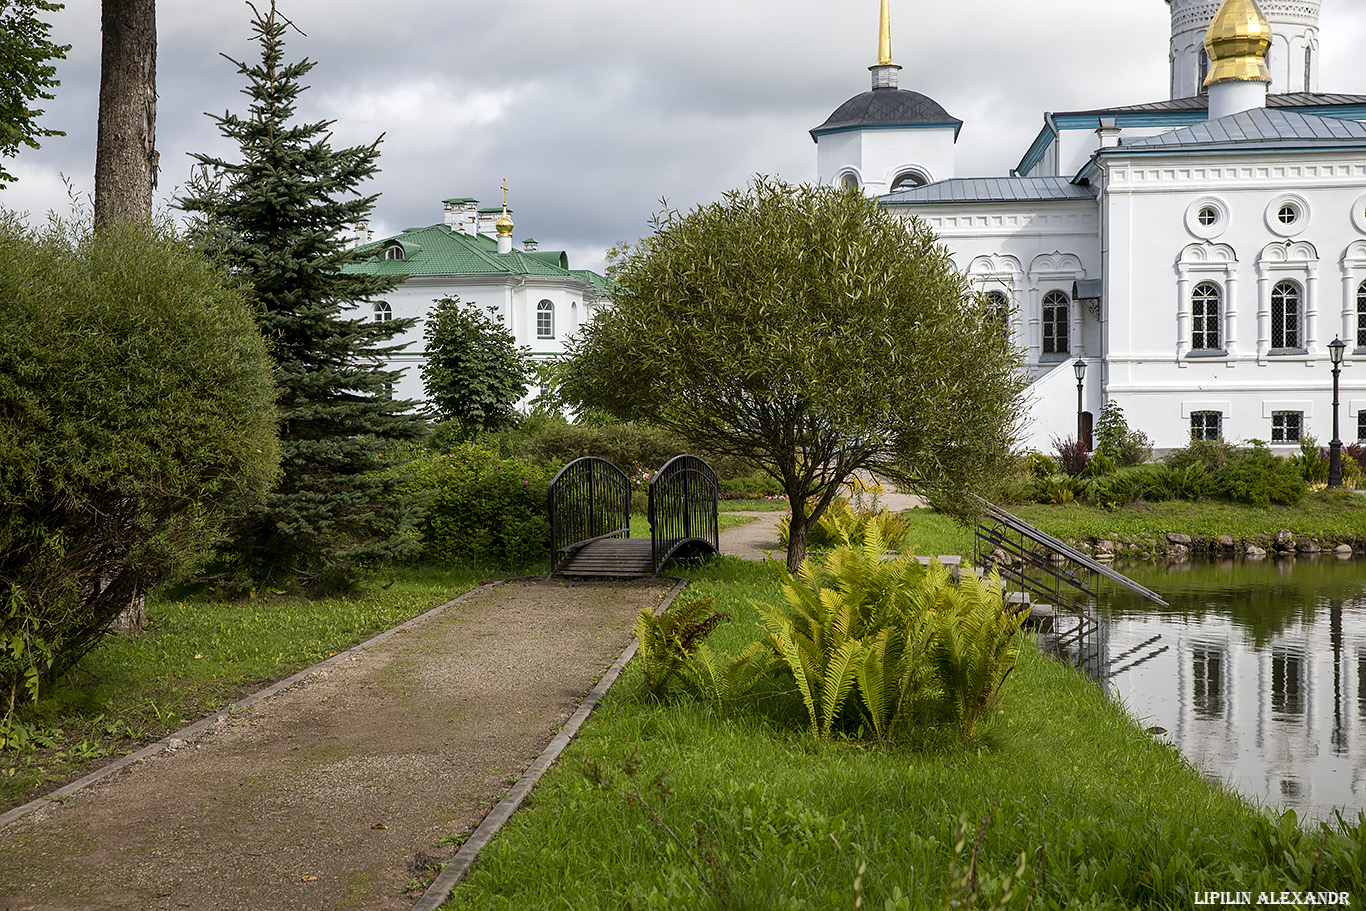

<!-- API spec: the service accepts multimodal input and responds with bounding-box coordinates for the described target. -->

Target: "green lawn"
[442,557,1363,909]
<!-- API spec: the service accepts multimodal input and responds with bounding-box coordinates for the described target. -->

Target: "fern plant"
[634,598,730,700]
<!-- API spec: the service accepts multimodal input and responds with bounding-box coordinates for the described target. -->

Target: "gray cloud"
[3,0,1363,272]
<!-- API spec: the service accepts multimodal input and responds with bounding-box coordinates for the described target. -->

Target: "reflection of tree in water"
[1104,558,1366,648]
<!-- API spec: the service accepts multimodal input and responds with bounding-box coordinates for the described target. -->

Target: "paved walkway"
[0,579,677,911]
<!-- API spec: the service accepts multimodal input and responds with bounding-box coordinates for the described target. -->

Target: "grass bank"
[0,563,520,812]
[443,558,1364,910]
[1012,489,1366,552]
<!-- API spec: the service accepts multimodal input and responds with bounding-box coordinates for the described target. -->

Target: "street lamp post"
[1073,358,1087,448]
[1329,336,1345,488]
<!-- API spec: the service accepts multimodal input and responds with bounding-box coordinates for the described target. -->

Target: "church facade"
[818,0,1366,452]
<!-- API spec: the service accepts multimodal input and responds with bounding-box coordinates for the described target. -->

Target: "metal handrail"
[648,455,720,574]
[547,457,631,572]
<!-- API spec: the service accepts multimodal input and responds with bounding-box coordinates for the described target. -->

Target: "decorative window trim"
[373,301,392,323]
[1041,289,1071,357]
[1270,278,1304,351]
[889,168,930,192]
[1185,197,1229,240]
[1266,194,1310,238]
[1191,280,1222,351]
[835,169,861,191]
[536,299,555,339]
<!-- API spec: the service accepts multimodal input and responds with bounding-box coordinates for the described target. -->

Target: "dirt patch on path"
[0,579,674,911]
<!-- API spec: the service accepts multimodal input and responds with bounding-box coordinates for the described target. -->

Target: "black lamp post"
[1073,358,1087,447]
[1328,336,1345,488]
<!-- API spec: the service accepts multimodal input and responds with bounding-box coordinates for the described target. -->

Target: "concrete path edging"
[411,575,689,911]
[0,577,539,832]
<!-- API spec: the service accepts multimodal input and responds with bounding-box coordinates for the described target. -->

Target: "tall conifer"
[180,1,424,590]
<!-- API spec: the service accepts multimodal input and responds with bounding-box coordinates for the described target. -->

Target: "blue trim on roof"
[811,121,963,142]
[1015,114,1058,178]
[1096,143,1366,160]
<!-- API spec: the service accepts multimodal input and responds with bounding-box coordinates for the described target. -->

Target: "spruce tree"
[179,1,424,591]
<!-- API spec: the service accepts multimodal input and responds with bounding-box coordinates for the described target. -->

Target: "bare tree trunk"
[94,0,156,229]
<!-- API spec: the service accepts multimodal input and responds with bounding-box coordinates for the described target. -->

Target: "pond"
[1091,556,1366,822]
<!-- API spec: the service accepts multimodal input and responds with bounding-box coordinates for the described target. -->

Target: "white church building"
[345,193,610,404]
[818,0,1366,452]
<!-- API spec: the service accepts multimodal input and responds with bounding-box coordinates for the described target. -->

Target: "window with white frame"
[1359,410,1366,443]
[1271,280,1302,350]
[1041,290,1070,356]
[536,299,554,338]
[985,290,1010,324]
[384,246,404,261]
[1357,279,1366,348]
[1191,411,1222,441]
[1271,411,1303,444]
[1191,282,1221,350]
[373,301,392,323]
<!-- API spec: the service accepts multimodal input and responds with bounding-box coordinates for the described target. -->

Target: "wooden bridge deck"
[555,538,655,578]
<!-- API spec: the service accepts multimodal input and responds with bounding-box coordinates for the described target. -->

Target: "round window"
[1278,204,1299,226]
[1198,206,1219,227]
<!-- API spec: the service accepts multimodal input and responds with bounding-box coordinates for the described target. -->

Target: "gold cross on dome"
[501,179,509,208]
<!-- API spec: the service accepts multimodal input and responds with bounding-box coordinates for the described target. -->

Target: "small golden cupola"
[1204,0,1272,88]
[495,179,515,254]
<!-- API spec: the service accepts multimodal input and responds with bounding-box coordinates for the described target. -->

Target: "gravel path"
[0,579,674,911]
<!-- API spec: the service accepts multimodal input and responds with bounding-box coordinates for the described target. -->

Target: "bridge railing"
[547,457,631,573]
[973,497,1166,676]
[648,455,719,573]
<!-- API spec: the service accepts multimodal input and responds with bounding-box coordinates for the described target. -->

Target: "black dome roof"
[810,88,962,140]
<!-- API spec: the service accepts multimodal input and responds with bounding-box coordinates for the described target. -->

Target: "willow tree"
[560,178,1025,571]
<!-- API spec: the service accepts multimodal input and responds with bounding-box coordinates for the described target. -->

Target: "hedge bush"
[403,445,552,567]
[0,214,280,702]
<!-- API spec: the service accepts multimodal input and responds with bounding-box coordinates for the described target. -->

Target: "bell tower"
[1165,0,1319,99]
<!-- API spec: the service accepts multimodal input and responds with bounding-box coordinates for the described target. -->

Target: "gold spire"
[877,0,893,66]
[1204,0,1272,86]
[495,178,514,237]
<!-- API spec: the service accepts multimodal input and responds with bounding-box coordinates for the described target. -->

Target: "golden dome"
[495,205,514,237]
[1204,0,1272,86]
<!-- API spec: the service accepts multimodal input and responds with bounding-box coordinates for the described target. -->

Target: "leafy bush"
[1084,450,1116,478]
[1053,436,1089,477]
[492,416,691,478]
[1289,436,1329,485]
[0,214,280,703]
[1217,442,1309,506]
[1024,474,1082,505]
[401,444,553,566]
[1093,400,1153,467]
[717,473,785,500]
[1022,451,1058,479]
[1164,437,1236,474]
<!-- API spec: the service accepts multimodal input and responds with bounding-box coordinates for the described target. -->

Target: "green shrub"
[401,444,552,566]
[1218,442,1309,506]
[1290,436,1329,484]
[1024,474,1083,505]
[1164,437,1236,474]
[717,473,785,499]
[1023,450,1058,479]
[1094,400,1153,467]
[633,598,730,700]
[0,214,280,702]
[1084,450,1116,478]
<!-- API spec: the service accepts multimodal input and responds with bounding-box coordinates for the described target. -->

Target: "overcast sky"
[3,0,1365,272]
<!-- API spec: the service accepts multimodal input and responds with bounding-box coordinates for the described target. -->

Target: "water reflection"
[1099,558,1366,821]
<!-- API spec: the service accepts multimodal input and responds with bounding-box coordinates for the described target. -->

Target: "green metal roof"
[442,197,477,204]
[346,224,608,289]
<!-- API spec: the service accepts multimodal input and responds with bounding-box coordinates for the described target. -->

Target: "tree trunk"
[94,0,156,229]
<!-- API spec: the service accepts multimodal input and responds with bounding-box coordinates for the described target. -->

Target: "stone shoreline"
[1063,530,1361,562]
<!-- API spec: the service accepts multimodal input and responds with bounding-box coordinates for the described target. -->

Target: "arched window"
[1356,279,1366,348]
[984,290,1010,325]
[1041,290,1070,356]
[1304,47,1312,92]
[1271,280,1302,349]
[1191,282,1221,350]
[891,170,928,192]
[373,301,392,323]
[536,300,554,338]
[384,245,404,261]
[1198,49,1210,94]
